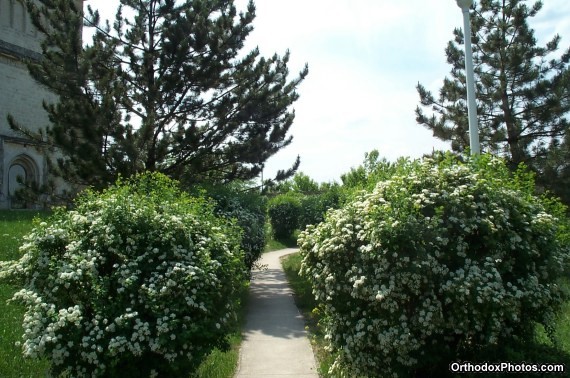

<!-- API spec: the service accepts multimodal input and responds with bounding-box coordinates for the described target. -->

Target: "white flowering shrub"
[0,173,246,377]
[299,154,570,377]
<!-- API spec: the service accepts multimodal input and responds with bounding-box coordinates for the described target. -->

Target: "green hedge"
[268,193,302,240]
[203,184,267,270]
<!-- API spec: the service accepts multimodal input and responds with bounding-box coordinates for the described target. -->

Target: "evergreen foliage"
[11,0,307,189]
[535,131,570,206]
[415,0,570,202]
[197,182,267,270]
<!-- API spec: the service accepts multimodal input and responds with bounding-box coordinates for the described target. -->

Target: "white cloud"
[85,0,570,183]
[244,0,458,182]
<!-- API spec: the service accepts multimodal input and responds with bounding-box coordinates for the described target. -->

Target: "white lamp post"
[455,0,480,155]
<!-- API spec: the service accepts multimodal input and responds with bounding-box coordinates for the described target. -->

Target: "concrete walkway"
[234,248,319,378]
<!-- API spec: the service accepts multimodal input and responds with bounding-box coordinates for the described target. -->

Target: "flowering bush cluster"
[299,154,570,377]
[0,173,246,377]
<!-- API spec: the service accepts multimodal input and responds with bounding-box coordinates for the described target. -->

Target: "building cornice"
[0,134,47,147]
[0,39,42,62]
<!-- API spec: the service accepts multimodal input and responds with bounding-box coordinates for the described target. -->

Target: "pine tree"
[415,1,570,178]
[535,132,570,204]
[10,0,307,189]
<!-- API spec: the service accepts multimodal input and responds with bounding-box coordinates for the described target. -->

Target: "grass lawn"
[281,251,570,378]
[0,210,244,378]
[263,224,300,252]
[192,285,249,378]
[0,210,51,377]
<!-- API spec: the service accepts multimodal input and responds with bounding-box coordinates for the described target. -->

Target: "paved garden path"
[234,248,319,378]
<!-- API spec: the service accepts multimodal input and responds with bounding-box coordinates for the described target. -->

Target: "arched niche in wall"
[8,154,39,208]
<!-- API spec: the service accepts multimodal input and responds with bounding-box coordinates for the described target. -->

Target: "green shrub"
[268,193,302,240]
[204,184,267,270]
[298,191,341,231]
[298,195,324,230]
[0,172,246,377]
[299,154,570,377]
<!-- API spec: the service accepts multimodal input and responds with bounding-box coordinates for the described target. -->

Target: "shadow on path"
[243,267,307,339]
[234,248,318,378]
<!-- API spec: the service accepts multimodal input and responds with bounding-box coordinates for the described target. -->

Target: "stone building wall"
[0,0,41,52]
[0,0,82,208]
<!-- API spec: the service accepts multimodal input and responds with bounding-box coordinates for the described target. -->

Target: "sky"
[84,0,570,184]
